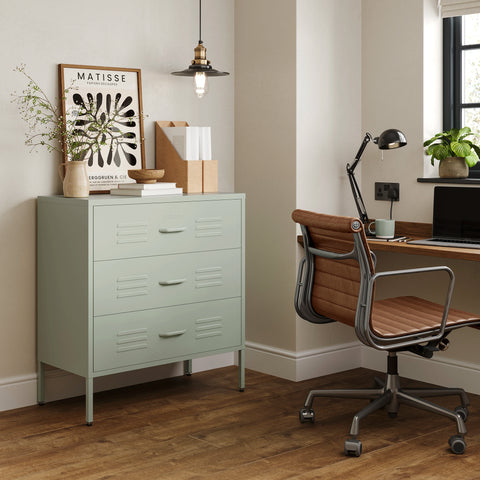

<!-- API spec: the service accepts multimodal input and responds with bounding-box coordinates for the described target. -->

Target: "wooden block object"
[155,121,218,193]
[203,160,218,193]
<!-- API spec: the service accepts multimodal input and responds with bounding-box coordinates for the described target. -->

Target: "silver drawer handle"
[159,329,187,338]
[159,227,186,233]
[158,278,186,286]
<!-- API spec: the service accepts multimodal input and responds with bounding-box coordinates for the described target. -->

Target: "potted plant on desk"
[424,127,480,178]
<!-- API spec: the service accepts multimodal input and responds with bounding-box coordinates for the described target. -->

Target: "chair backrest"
[292,210,375,328]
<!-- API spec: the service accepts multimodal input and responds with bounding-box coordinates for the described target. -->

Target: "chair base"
[299,352,469,456]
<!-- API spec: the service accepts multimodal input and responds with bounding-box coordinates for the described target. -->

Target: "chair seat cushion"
[371,296,480,338]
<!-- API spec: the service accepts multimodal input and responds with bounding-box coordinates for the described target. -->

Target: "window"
[444,14,480,176]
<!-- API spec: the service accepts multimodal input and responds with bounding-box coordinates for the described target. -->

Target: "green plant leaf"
[423,138,437,147]
[465,154,478,167]
[449,128,460,141]
[470,143,480,158]
[458,126,471,138]
[451,141,471,157]
[431,144,449,160]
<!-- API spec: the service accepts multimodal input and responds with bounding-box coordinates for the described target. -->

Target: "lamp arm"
[349,132,373,173]
[346,132,373,225]
[347,167,369,224]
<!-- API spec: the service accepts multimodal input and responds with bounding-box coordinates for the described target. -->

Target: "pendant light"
[171,0,229,98]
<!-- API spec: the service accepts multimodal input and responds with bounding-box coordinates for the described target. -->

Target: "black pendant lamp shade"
[171,34,229,77]
[171,0,229,97]
[171,49,229,77]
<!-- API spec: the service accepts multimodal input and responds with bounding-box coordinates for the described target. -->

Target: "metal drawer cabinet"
[37,194,245,425]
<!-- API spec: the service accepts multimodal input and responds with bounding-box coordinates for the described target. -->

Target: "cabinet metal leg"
[184,359,193,376]
[37,361,45,405]
[86,377,93,426]
[238,349,245,392]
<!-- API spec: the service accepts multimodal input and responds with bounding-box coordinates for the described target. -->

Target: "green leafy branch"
[11,64,119,161]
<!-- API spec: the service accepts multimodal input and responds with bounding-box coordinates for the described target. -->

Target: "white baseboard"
[0,352,234,413]
[245,341,362,381]
[362,348,480,395]
[3,346,480,413]
[246,341,480,395]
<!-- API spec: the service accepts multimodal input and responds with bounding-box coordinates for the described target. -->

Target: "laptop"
[409,186,480,249]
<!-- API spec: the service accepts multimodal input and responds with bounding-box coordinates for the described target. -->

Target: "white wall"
[0,0,234,409]
[235,0,298,352]
[362,0,430,223]
[235,0,364,380]
[296,0,362,352]
[362,0,480,383]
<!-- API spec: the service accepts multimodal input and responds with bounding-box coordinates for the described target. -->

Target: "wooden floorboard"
[0,367,479,479]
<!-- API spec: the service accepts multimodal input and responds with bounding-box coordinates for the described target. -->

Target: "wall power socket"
[375,182,400,201]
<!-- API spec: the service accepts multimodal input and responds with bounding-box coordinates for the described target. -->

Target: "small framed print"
[59,64,146,193]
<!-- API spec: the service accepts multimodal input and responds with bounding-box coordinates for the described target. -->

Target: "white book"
[118,182,177,190]
[162,126,199,160]
[199,126,212,160]
[110,187,183,197]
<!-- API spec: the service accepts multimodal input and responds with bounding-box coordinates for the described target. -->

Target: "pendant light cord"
[199,0,203,43]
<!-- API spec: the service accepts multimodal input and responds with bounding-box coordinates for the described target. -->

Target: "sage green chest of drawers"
[37,193,245,425]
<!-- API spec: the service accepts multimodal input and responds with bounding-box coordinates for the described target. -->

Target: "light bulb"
[194,72,208,98]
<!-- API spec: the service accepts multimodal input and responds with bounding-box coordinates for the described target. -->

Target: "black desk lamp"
[346,129,407,224]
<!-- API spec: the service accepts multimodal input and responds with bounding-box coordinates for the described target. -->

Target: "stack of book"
[110,182,183,197]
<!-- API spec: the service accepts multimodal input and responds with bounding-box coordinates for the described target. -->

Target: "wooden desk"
[368,221,480,263]
[297,220,480,262]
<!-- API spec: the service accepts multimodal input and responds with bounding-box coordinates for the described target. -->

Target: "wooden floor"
[2,366,480,479]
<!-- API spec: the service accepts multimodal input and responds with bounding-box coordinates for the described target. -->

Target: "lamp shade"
[171,64,229,77]
[376,129,407,150]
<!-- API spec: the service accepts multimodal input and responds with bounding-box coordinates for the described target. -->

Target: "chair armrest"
[359,266,455,350]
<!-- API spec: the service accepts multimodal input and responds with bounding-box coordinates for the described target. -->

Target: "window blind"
[438,0,480,17]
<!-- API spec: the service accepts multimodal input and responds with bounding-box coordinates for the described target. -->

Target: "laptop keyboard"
[409,238,480,249]
[432,238,480,245]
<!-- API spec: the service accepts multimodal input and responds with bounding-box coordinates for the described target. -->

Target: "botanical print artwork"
[60,65,145,192]
[71,92,138,168]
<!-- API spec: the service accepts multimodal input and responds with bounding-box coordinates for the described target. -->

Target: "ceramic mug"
[368,219,395,239]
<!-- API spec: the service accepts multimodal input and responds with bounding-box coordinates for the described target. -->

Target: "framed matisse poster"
[59,64,145,193]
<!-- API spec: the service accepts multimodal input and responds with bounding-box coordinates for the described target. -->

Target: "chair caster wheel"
[344,438,362,457]
[388,412,398,419]
[449,435,466,454]
[454,406,469,422]
[299,407,315,423]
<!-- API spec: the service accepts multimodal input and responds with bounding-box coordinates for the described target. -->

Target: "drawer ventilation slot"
[195,267,223,288]
[116,222,149,245]
[116,327,148,352]
[195,217,223,238]
[195,315,223,339]
[116,274,149,298]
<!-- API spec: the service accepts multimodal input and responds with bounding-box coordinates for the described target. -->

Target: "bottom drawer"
[94,298,242,372]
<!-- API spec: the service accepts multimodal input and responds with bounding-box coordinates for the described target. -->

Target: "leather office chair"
[292,209,480,457]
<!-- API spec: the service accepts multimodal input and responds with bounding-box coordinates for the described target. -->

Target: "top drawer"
[93,199,242,260]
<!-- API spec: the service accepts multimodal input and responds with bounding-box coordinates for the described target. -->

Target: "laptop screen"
[433,186,480,241]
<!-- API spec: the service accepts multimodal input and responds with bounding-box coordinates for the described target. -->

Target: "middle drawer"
[94,249,241,316]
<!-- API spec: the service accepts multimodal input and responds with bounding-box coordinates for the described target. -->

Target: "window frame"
[443,16,480,177]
